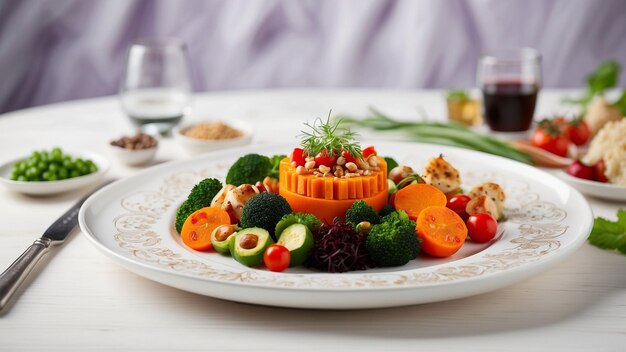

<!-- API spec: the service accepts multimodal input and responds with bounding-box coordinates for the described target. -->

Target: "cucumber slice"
[277,223,313,267]
[275,213,321,239]
[230,227,274,267]
[211,224,237,255]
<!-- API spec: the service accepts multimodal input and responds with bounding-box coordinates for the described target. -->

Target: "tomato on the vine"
[291,148,306,166]
[362,146,377,158]
[466,213,498,243]
[314,150,337,167]
[446,195,471,221]
[567,118,590,146]
[263,244,290,272]
[341,149,357,164]
[531,119,570,157]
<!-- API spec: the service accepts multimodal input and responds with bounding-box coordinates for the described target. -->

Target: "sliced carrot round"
[394,183,447,219]
[180,207,231,251]
[416,206,467,257]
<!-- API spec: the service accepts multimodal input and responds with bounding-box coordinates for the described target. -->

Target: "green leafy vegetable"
[564,60,623,111]
[383,156,398,174]
[338,108,532,164]
[300,111,362,159]
[588,209,626,255]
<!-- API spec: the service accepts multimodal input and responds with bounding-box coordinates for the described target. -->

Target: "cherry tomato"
[362,146,377,158]
[531,120,570,157]
[341,149,357,164]
[567,119,590,146]
[566,160,594,180]
[263,244,290,272]
[593,160,609,183]
[314,150,337,167]
[446,194,471,221]
[291,148,306,166]
[466,213,498,243]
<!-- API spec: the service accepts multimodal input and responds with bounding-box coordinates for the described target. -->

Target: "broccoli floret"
[345,200,381,227]
[366,211,421,267]
[381,209,410,223]
[383,156,398,175]
[378,203,395,218]
[175,178,223,233]
[275,212,322,238]
[240,192,292,239]
[225,154,284,186]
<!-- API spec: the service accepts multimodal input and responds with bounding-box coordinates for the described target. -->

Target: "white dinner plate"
[557,170,626,202]
[79,142,593,309]
[0,152,110,195]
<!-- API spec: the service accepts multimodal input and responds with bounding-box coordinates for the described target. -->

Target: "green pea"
[17,175,26,182]
[58,168,68,180]
[70,170,80,178]
[42,171,51,180]
[26,167,38,178]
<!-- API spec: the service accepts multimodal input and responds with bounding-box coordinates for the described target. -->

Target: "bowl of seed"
[173,119,253,155]
[108,132,158,166]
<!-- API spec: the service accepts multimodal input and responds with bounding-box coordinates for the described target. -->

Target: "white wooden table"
[0,90,624,351]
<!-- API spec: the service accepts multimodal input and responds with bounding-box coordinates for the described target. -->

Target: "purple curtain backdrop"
[0,0,625,113]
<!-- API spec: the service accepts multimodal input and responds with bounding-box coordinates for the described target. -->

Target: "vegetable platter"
[79,137,592,309]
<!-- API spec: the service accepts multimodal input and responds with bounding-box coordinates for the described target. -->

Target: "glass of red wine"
[478,48,541,133]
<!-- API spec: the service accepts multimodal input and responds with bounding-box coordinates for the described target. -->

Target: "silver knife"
[0,181,113,312]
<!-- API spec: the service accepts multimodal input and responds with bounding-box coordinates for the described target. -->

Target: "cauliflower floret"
[584,97,622,136]
[583,118,626,187]
[604,144,626,185]
[422,155,461,195]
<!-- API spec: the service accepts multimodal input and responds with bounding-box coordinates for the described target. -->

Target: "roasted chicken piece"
[422,155,462,196]
[467,182,506,219]
[465,195,500,220]
[211,184,260,221]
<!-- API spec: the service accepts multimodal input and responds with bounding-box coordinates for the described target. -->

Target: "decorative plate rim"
[79,142,593,292]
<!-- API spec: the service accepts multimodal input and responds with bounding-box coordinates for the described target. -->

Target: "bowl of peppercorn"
[108,132,158,166]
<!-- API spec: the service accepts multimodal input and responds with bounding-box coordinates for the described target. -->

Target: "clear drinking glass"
[120,38,192,135]
[477,48,541,133]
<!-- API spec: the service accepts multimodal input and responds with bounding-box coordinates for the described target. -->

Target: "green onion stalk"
[337,108,533,165]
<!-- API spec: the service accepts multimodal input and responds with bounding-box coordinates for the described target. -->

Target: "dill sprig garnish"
[299,111,362,158]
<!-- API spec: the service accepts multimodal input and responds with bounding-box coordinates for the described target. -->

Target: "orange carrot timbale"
[393,183,447,219]
[181,207,231,251]
[415,206,467,257]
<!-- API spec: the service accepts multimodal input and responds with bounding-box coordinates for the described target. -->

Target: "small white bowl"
[108,144,158,166]
[0,152,110,196]
[558,170,626,202]
[174,119,254,155]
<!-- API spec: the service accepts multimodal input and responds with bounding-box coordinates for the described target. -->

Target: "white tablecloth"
[0,90,624,351]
